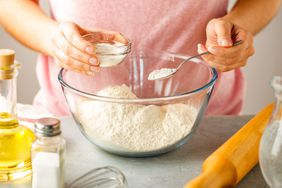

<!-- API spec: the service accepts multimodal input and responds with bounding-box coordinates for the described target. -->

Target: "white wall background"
[0,1,281,114]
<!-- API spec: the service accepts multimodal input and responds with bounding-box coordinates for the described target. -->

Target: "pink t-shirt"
[34,0,244,115]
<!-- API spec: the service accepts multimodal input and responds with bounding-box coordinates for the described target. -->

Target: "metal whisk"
[67,166,127,188]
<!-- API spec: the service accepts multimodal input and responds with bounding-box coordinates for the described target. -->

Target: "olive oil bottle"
[0,49,35,181]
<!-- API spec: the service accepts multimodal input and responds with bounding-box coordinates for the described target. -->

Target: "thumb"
[214,20,233,47]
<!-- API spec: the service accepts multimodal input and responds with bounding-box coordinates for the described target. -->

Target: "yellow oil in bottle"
[0,112,35,181]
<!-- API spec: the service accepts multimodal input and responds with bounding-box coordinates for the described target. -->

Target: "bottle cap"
[0,49,15,67]
[0,49,18,80]
[35,117,62,137]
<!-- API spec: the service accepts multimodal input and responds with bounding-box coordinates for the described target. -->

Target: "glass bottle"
[260,76,282,188]
[32,117,66,188]
[0,49,35,181]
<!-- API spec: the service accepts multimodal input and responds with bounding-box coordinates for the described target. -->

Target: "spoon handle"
[197,40,243,60]
[148,40,244,81]
[174,39,243,74]
[179,40,243,67]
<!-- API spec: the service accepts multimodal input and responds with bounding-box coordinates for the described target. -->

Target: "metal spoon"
[148,40,243,81]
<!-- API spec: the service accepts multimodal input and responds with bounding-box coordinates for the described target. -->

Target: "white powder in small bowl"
[94,42,130,67]
[77,85,197,152]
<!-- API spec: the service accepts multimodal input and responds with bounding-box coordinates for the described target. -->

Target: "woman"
[0,0,280,115]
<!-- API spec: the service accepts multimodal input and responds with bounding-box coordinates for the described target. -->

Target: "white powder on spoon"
[77,85,197,152]
[148,68,176,80]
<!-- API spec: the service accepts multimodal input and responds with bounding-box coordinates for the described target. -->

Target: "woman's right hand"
[50,22,127,75]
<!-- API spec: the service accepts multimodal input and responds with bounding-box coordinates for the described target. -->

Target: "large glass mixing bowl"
[58,50,217,157]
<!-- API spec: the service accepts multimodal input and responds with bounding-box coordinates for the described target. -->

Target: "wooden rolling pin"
[185,103,274,188]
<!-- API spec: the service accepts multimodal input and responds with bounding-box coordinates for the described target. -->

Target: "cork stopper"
[0,49,15,67]
[0,49,17,79]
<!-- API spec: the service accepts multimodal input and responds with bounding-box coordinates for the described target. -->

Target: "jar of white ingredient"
[31,118,66,188]
[259,76,282,188]
[83,34,131,67]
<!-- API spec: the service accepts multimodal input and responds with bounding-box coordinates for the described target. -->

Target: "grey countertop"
[0,116,269,188]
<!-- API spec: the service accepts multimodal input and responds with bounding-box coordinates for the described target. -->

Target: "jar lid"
[35,117,61,137]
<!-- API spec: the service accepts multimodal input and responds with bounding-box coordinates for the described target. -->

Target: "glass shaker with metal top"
[31,117,66,188]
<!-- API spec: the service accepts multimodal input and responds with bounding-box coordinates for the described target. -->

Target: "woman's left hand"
[198,18,255,72]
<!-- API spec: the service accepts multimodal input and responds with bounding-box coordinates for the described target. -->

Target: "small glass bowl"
[83,33,131,67]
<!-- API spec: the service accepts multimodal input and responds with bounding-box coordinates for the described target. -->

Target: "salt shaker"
[31,117,66,188]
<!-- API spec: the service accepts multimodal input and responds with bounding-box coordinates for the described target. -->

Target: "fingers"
[53,28,99,66]
[198,32,254,72]
[198,43,253,71]
[51,45,100,76]
[207,42,247,60]
[213,19,233,47]
[207,29,254,61]
[203,19,255,72]
[50,21,127,75]
[52,49,100,74]
[86,30,128,44]
[206,19,233,47]
[59,22,95,54]
[50,22,102,75]
[112,33,128,44]
[99,31,127,44]
[199,44,247,72]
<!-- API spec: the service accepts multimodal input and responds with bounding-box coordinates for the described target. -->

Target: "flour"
[94,42,128,67]
[148,68,176,80]
[77,85,197,152]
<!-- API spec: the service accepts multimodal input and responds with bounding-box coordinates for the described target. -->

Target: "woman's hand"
[198,18,255,72]
[50,22,127,75]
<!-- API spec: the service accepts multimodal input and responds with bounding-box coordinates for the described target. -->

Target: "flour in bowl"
[77,85,197,152]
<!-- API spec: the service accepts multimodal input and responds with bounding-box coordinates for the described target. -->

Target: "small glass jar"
[31,117,66,188]
[83,33,131,67]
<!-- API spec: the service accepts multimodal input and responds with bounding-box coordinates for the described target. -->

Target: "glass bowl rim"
[58,54,218,103]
